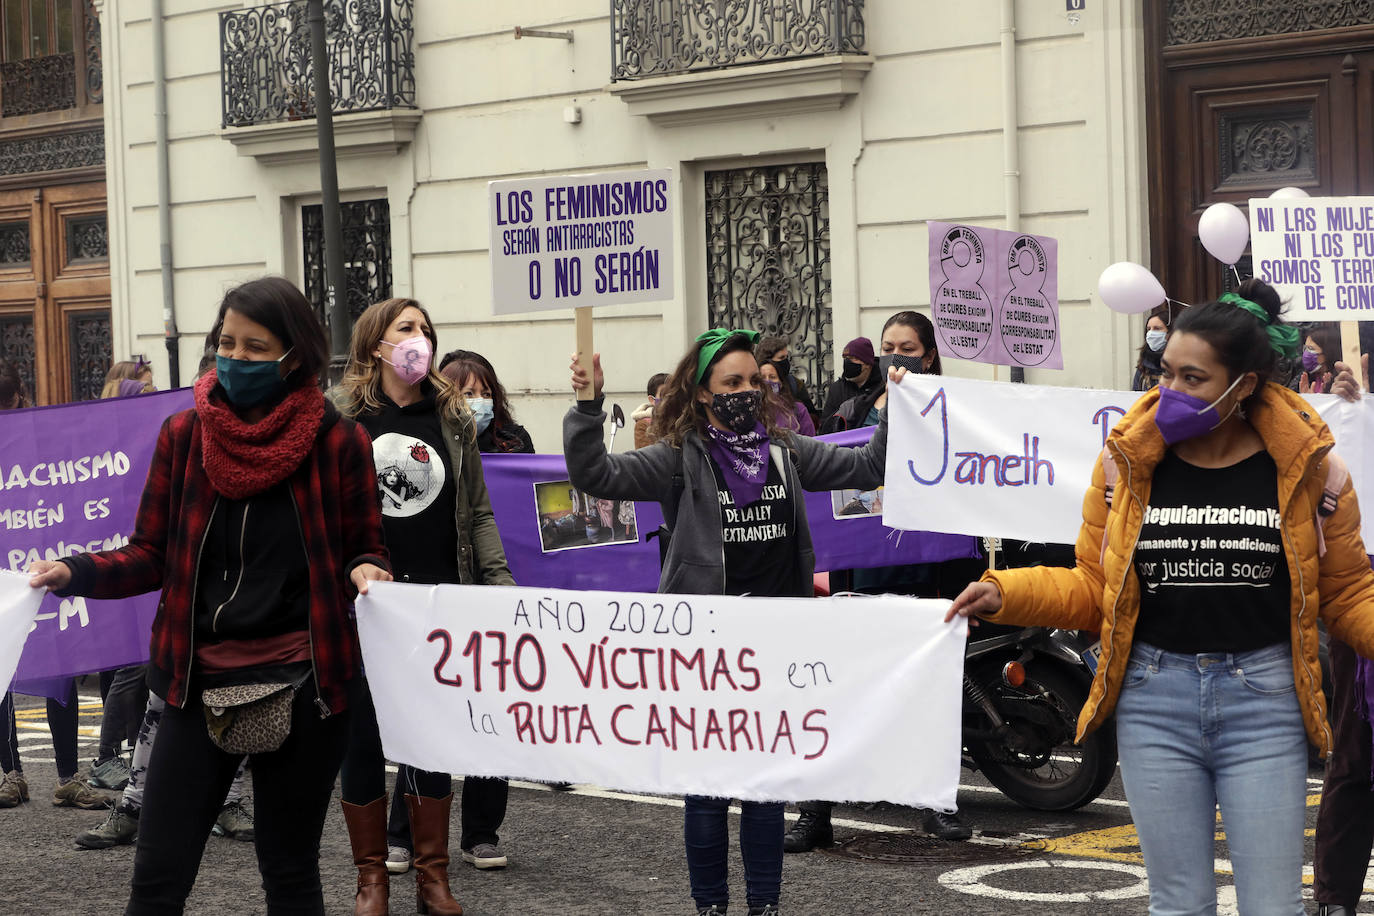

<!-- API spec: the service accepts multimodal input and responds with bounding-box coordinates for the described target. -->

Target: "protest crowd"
[5,265,1374,916]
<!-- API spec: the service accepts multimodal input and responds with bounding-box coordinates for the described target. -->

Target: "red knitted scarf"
[194,371,325,500]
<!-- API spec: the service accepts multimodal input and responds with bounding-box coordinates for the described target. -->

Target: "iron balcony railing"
[220,0,415,128]
[611,0,864,81]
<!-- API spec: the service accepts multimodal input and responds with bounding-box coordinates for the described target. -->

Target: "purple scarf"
[703,421,769,507]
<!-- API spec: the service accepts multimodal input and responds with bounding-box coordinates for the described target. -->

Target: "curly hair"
[649,331,786,447]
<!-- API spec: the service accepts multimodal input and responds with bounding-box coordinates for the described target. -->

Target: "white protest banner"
[881,375,1374,547]
[489,168,675,315]
[1249,197,1374,319]
[0,570,43,693]
[356,582,965,810]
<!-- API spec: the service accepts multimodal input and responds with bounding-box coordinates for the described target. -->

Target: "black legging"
[339,676,449,804]
[0,683,80,779]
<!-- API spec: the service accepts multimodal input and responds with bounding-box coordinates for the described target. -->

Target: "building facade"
[95,1,1373,439]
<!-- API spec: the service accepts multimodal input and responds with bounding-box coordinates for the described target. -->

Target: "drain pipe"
[1000,0,1024,384]
[151,0,179,386]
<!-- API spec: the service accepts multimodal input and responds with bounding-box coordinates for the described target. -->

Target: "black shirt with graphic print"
[1132,450,1291,654]
[358,390,461,585]
[707,456,804,598]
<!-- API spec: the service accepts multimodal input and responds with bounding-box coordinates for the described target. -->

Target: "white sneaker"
[385,845,412,874]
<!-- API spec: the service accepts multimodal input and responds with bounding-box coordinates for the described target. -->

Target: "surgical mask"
[1145,329,1167,353]
[773,357,791,379]
[879,353,926,378]
[1152,373,1245,446]
[216,349,292,409]
[466,397,494,435]
[1301,350,1321,373]
[841,360,865,379]
[379,335,432,386]
[709,390,762,435]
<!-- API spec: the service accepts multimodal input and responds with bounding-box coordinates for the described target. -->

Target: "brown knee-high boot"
[405,793,463,916]
[342,797,390,916]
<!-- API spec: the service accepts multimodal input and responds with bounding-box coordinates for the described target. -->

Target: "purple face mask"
[1153,373,1245,446]
[1301,350,1321,373]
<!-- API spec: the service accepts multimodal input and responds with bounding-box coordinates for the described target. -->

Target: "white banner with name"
[488,168,675,315]
[0,570,42,692]
[882,375,1374,546]
[1249,197,1374,320]
[356,582,965,810]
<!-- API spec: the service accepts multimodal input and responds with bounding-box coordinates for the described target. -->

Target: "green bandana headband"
[1218,292,1301,360]
[695,328,762,384]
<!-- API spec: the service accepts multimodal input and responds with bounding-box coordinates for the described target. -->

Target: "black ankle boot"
[923,808,972,841]
[783,809,833,853]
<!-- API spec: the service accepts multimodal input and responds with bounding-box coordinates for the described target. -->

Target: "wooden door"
[1148,12,1374,304]
[0,181,109,405]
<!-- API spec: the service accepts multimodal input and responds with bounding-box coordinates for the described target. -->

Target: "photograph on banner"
[356,581,966,810]
[928,221,1061,370]
[831,487,883,519]
[489,168,675,315]
[1249,197,1374,319]
[534,480,638,552]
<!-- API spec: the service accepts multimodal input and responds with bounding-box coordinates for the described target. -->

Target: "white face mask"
[466,397,494,434]
[1145,329,1167,353]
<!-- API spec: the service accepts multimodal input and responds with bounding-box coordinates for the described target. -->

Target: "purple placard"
[929,221,1061,370]
[2,388,194,696]
[479,427,980,591]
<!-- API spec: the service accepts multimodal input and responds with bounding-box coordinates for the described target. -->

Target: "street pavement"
[0,688,1357,914]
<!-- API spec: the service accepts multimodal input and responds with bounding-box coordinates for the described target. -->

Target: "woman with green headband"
[563,328,902,916]
[948,277,1374,915]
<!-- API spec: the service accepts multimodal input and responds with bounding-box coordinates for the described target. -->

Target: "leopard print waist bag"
[203,681,301,755]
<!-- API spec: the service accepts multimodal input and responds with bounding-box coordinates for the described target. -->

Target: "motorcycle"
[960,622,1118,811]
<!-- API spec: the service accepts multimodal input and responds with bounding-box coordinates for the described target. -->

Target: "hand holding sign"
[569,352,604,399]
[27,561,70,592]
[946,581,1002,623]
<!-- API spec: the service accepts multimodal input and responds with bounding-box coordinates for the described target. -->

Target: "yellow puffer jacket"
[982,382,1374,757]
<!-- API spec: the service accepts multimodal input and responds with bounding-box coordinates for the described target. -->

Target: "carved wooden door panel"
[0,182,108,405]
[1154,50,1373,304]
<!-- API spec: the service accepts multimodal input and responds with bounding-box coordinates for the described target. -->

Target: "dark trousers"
[1,683,80,778]
[1314,637,1374,909]
[124,685,348,916]
[339,676,450,805]
[98,665,150,761]
[387,772,509,851]
[683,795,784,910]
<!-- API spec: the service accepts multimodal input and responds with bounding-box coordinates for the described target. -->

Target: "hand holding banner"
[0,570,43,693]
[357,582,966,810]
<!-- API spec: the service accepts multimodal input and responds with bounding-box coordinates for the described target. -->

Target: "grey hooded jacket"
[563,400,888,597]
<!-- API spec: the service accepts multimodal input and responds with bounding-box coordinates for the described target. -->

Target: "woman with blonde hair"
[334,298,515,916]
[99,356,155,399]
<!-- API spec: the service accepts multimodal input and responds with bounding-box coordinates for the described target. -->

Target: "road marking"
[939,859,1150,902]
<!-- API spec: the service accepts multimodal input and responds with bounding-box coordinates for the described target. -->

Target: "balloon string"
[1230,264,1243,286]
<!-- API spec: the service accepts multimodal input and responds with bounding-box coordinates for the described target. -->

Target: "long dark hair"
[650,332,785,447]
[1306,323,1341,376]
[882,311,942,376]
[439,349,517,430]
[1136,304,1170,371]
[1173,277,1287,412]
[206,277,329,385]
[0,358,28,410]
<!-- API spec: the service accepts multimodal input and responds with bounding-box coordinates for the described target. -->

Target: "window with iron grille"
[705,163,832,404]
[302,198,392,326]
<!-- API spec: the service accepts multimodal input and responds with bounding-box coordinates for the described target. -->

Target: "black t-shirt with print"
[358,391,461,585]
[708,456,803,598]
[1132,450,1291,654]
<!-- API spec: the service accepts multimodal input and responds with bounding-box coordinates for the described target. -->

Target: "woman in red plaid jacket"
[29,277,391,916]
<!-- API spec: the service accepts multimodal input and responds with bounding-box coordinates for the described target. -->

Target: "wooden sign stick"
[575,307,595,402]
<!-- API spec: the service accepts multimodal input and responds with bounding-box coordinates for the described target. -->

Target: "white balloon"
[1097,261,1166,315]
[1198,202,1250,266]
[1269,186,1310,199]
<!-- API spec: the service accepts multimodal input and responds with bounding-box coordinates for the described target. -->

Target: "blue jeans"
[683,795,784,910]
[1116,642,1308,916]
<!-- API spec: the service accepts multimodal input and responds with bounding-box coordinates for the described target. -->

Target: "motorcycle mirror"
[608,403,626,452]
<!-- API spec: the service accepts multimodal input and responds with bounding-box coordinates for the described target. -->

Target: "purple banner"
[928,221,1061,370]
[2,389,194,697]
[480,427,980,592]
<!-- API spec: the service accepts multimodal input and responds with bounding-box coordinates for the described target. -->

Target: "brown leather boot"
[341,797,390,916]
[405,793,463,916]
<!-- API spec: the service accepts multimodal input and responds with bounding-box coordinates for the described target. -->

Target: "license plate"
[1081,640,1103,675]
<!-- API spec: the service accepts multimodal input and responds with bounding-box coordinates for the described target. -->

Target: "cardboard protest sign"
[489,168,675,315]
[928,221,1061,370]
[882,374,1374,547]
[1250,197,1374,320]
[0,571,42,693]
[0,389,193,694]
[357,581,966,810]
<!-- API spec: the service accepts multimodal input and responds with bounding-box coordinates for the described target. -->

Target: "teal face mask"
[216,348,292,408]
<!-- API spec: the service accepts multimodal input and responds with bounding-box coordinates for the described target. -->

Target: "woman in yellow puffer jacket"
[949,278,1374,916]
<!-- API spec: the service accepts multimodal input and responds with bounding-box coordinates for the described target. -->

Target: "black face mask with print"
[878,353,926,379]
[710,389,763,435]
